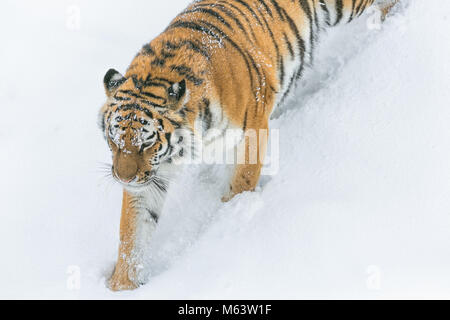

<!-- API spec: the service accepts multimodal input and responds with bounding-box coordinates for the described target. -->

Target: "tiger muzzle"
[113,152,139,184]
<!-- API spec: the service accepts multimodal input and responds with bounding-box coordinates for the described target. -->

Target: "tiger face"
[99,68,191,191]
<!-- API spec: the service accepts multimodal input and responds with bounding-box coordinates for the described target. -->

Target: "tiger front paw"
[108,275,139,292]
[108,268,139,292]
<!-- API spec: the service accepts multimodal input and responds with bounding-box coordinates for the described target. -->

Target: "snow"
[1,0,450,299]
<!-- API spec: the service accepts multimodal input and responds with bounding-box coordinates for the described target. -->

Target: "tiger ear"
[103,68,126,97]
[168,79,187,102]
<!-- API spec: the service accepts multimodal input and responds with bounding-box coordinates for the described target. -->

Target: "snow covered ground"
[1,0,450,299]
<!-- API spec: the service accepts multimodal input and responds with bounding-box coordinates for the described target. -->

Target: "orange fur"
[99,0,399,290]
[109,191,139,291]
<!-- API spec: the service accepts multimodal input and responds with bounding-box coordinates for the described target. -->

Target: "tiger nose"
[119,175,136,183]
[113,161,138,183]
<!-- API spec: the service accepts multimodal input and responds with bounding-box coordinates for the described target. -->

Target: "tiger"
[99,0,400,291]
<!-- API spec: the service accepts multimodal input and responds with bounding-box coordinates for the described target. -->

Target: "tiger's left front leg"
[108,190,159,291]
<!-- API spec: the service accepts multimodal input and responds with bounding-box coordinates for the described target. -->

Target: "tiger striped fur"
[99,0,399,291]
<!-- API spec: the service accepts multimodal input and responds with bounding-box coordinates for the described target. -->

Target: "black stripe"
[243,109,248,132]
[165,116,182,129]
[164,40,211,60]
[179,40,211,59]
[278,74,296,108]
[277,7,306,106]
[158,119,165,130]
[113,96,132,102]
[355,0,365,17]
[139,100,164,110]
[283,33,295,59]
[319,0,331,26]
[141,44,155,55]
[140,91,167,102]
[116,90,140,99]
[334,0,344,25]
[140,139,154,153]
[160,143,172,160]
[178,109,186,117]
[215,1,259,42]
[312,0,320,31]
[194,3,252,42]
[348,0,357,22]
[269,0,285,21]
[298,0,316,56]
[164,41,178,50]
[167,20,221,42]
[153,178,167,193]
[167,20,258,93]
[116,103,154,119]
[202,98,212,131]
[144,81,169,89]
[151,58,166,67]
[233,0,264,27]
[258,0,273,18]
[170,65,204,86]
[182,8,233,30]
[183,106,195,114]
[145,209,159,223]
[160,50,176,59]
[279,56,285,87]
[357,0,370,17]
[280,6,306,70]
[152,77,174,85]
[258,7,283,86]
[164,132,172,144]
[132,76,144,90]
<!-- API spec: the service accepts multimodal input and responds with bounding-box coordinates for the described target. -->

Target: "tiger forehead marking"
[103,72,188,154]
[108,110,159,151]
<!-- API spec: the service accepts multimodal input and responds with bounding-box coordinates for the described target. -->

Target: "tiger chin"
[98,0,400,291]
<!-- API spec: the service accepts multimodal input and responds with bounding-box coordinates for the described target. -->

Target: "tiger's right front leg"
[108,190,159,291]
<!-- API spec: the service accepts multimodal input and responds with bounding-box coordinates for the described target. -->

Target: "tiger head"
[99,68,194,191]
